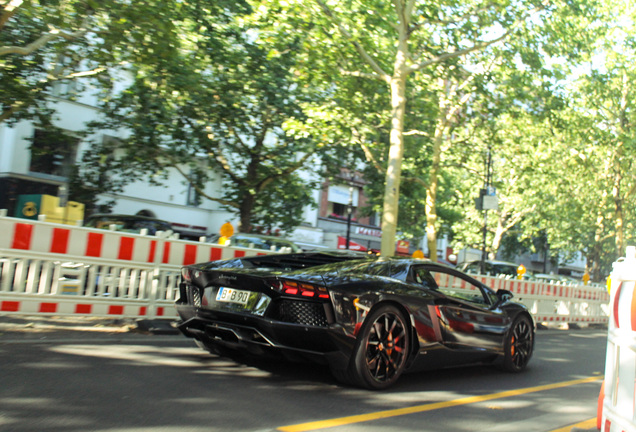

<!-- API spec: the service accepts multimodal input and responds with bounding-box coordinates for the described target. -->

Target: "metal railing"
[0,213,610,324]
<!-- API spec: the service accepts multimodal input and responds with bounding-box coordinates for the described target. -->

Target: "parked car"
[84,213,173,235]
[176,251,535,389]
[532,273,580,284]
[207,232,303,253]
[458,260,530,279]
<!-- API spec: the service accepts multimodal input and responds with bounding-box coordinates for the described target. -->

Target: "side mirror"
[497,289,513,301]
[492,289,513,308]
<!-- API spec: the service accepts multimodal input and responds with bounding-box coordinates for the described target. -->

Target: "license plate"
[216,287,251,305]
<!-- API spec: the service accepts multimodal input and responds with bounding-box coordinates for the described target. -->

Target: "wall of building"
[0,87,235,238]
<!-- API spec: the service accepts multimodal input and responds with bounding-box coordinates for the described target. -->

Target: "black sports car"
[176,252,535,389]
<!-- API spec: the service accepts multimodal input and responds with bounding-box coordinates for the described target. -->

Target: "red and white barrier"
[0,214,611,324]
[599,246,636,432]
[0,217,268,266]
[474,275,610,325]
[0,294,170,317]
[0,215,274,319]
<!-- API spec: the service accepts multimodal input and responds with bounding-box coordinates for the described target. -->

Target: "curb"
[135,318,181,335]
[0,315,180,335]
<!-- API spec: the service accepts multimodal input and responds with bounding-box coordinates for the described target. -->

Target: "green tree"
[304,0,576,257]
[83,3,334,233]
[550,35,636,279]
[0,0,247,123]
[1,0,92,123]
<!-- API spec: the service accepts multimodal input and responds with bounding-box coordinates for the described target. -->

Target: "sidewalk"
[0,314,180,338]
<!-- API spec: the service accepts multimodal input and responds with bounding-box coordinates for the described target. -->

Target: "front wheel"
[502,315,534,372]
[348,304,410,390]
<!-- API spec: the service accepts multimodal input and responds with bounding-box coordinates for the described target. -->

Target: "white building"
[0,80,395,252]
[0,78,240,239]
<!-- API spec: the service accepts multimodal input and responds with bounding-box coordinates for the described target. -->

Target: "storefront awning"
[337,236,367,251]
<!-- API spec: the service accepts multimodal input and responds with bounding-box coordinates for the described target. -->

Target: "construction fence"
[0,213,610,325]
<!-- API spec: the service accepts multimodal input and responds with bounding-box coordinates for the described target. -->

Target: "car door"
[413,265,509,353]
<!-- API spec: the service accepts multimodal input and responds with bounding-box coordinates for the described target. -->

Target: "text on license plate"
[216,287,251,305]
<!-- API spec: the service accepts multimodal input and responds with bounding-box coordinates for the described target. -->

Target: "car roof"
[86,213,170,223]
[234,233,296,242]
[464,259,517,265]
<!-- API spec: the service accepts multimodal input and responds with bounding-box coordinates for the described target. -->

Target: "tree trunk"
[380,51,409,257]
[238,193,256,233]
[613,167,625,257]
[491,215,506,256]
[614,71,629,258]
[426,118,444,262]
[592,194,607,282]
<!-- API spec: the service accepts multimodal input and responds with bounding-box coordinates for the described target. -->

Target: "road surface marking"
[277,375,603,432]
[550,417,597,432]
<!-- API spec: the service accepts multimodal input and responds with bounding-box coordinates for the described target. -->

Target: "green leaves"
[5,0,633,275]
[78,0,342,233]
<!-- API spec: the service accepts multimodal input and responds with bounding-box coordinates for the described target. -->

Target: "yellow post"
[516,264,526,280]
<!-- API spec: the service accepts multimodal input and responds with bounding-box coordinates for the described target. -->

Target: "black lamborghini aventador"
[176,251,535,389]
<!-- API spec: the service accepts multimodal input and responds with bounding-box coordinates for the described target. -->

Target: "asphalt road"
[0,317,606,432]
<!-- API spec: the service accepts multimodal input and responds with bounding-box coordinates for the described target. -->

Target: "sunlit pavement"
[0,314,179,338]
[1,315,604,432]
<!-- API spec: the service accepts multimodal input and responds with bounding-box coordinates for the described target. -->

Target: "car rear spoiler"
[213,251,370,271]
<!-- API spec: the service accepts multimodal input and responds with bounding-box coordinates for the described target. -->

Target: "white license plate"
[216,287,251,305]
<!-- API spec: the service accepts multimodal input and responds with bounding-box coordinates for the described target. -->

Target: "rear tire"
[348,304,410,390]
[502,315,534,372]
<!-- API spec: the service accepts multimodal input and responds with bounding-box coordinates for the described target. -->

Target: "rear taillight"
[272,279,330,299]
[181,268,200,282]
[181,268,192,282]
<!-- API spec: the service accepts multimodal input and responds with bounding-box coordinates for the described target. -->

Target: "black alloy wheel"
[502,314,534,372]
[350,304,410,390]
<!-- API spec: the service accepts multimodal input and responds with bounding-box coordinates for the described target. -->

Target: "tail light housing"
[181,268,201,283]
[271,279,330,299]
[181,268,192,282]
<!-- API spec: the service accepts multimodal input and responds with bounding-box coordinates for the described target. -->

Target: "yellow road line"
[550,417,597,432]
[277,375,603,432]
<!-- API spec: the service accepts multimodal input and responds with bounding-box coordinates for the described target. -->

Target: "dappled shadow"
[0,328,606,432]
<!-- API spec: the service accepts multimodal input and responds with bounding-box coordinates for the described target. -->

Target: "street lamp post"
[346,184,353,250]
[480,147,494,274]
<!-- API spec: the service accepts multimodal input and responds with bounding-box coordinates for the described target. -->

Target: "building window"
[328,202,357,221]
[29,129,79,178]
[328,184,359,206]
[367,212,379,227]
[50,54,83,98]
[187,183,201,207]
[326,184,359,221]
[331,202,347,218]
[186,171,202,207]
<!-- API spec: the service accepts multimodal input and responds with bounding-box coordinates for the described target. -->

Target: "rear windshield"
[291,259,391,277]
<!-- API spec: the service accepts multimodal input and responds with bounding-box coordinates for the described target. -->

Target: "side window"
[429,269,489,306]
[30,128,79,178]
[462,263,476,274]
[411,267,438,291]
[464,262,488,275]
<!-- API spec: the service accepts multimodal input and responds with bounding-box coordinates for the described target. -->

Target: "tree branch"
[409,32,509,73]
[412,1,501,29]
[255,151,314,192]
[1,0,23,30]
[61,67,108,79]
[184,118,245,186]
[403,129,429,137]
[172,163,240,209]
[409,3,546,73]
[0,16,92,56]
[314,0,391,83]
[339,68,385,81]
